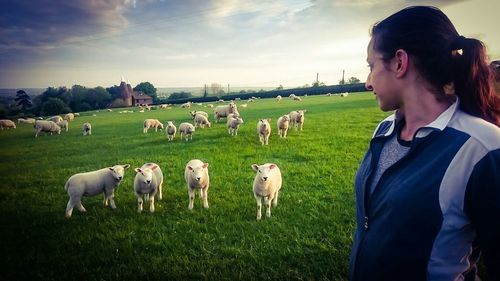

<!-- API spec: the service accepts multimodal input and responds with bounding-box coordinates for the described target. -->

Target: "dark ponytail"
[371,6,500,127]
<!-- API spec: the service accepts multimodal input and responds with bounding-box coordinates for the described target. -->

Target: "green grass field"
[0,92,388,281]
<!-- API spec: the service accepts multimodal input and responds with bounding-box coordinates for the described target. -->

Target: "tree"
[276,85,284,90]
[15,90,33,111]
[134,82,158,103]
[84,86,111,109]
[40,98,71,116]
[312,81,326,87]
[347,77,361,84]
[210,83,224,96]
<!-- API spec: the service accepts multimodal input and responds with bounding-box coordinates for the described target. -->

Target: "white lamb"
[293,96,302,101]
[214,102,238,123]
[181,102,192,108]
[143,119,164,133]
[251,163,282,220]
[134,163,163,213]
[64,113,75,122]
[340,92,349,97]
[257,118,271,145]
[190,111,209,119]
[227,116,244,136]
[82,122,92,136]
[289,110,306,131]
[194,114,211,128]
[46,115,63,123]
[277,115,290,138]
[276,95,282,102]
[165,121,177,141]
[34,120,60,137]
[57,120,69,132]
[184,159,210,209]
[0,119,16,129]
[179,122,195,141]
[64,164,131,218]
[289,94,296,99]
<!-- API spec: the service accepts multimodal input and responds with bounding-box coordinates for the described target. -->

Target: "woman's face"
[365,38,401,111]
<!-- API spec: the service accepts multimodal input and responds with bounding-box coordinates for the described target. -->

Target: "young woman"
[349,6,500,281]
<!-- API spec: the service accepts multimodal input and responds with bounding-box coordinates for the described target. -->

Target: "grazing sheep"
[289,110,306,131]
[46,115,63,123]
[179,122,195,141]
[277,115,290,138]
[64,164,130,218]
[34,120,60,137]
[82,122,92,136]
[251,163,282,220]
[181,102,192,108]
[207,104,214,108]
[293,96,302,101]
[107,109,113,112]
[74,113,80,116]
[143,119,164,133]
[289,94,296,99]
[240,103,248,108]
[214,102,238,123]
[64,113,75,122]
[227,116,244,136]
[165,121,176,141]
[218,99,225,103]
[184,159,210,209]
[134,163,163,213]
[0,119,16,129]
[257,118,271,145]
[17,118,36,124]
[57,120,69,132]
[194,114,211,128]
[340,92,349,97]
[190,111,209,119]
[276,95,282,102]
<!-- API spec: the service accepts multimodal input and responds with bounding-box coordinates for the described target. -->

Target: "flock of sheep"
[2,93,348,220]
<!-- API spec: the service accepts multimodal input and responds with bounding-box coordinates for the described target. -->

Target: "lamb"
[46,115,63,123]
[64,164,130,218]
[251,163,282,220]
[184,159,210,209]
[165,121,176,141]
[0,119,16,129]
[82,122,92,136]
[190,111,209,119]
[17,118,36,124]
[214,102,238,123]
[257,118,271,145]
[340,92,349,97]
[74,113,80,116]
[193,114,211,128]
[143,119,164,133]
[34,120,61,137]
[57,120,69,132]
[227,116,244,136]
[181,102,192,108]
[277,115,290,138]
[179,122,195,141]
[64,113,75,122]
[289,94,296,99]
[293,96,302,101]
[289,110,306,131]
[133,163,163,213]
[276,95,282,102]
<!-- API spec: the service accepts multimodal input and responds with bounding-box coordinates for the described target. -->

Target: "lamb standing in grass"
[64,164,130,218]
[252,163,282,220]
[64,113,75,122]
[0,119,16,129]
[257,118,271,145]
[289,110,306,131]
[179,122,195,141]
[184,159,210,209]
[227,116,244,136]
[277,115,290,138]
[165,121,176,141]
[143,119,164,133]
[190,111,209,119]
[34,120,60,137]
[57,120,69,132]
[194,114,211,128]
[134,163,163,213]
[82,122,92,136]
[214,102,238,123]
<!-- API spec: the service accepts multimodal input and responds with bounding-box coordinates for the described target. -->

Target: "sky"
[0,0,499,89]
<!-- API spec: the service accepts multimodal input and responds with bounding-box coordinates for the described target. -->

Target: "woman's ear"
[394,49,409,78]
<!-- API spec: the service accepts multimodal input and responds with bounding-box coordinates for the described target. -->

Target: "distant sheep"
[184,159,210,209]
[251,163,282,220]
[57,120,69,132]
[74,113,80,116]
[257,118,271,145]
[214,102,238,123]
[46,115,63,123]
[64,164,130,218]
[107,109,113,112]
[293,96,302,101]
[143,119,164,133]
[181,102,192,108]
[289,94,296,99]
[190,111,209,119]
[0,119,16,129]
[179,122,195,141]
[134,163,163,213]
[194,114,211,128]
[82,122,92,136]
[207,104,214,108]
[340,92,349,97]
[64,113,75,122]
[17,118,36,124]
[227,116,244,136]
[240,103,248,108]
[34,120,60,137]
[276,95,282,102]
[165,121,177,141]
[289,110,306,131]
[277,115,290,138]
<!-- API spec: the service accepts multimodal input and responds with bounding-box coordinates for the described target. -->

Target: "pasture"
[0,92,388,281]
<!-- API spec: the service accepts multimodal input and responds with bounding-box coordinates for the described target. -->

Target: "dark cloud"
[0,0,130,51]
